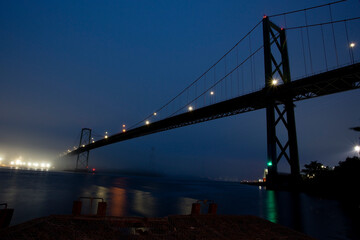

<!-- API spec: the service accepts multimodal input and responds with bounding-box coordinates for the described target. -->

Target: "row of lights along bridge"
[69,42,356,152]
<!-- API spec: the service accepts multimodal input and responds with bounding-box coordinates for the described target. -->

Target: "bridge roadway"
[69,63,360,156]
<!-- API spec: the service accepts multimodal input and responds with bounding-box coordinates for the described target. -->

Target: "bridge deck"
[69,63,360,156]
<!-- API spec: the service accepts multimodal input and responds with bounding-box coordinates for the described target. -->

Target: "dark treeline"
[301,156,360,207]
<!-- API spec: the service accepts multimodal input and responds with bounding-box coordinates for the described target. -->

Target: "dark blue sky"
[1,0,359,179]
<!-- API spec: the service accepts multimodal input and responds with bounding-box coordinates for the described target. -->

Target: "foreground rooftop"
[0,214,314,240]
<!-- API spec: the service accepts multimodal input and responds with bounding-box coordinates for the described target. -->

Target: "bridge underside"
[69,63,360,156]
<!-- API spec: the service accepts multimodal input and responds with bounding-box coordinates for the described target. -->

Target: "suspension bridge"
[65,1,360,185]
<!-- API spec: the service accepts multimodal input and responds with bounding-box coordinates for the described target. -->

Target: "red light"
[263,15,267,19]
[281,28,284,30]
[92,168,96,172]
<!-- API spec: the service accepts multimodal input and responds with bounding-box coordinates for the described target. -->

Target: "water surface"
[0,168,358,239]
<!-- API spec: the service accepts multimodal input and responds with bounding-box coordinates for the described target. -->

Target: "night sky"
[1,0,360,180]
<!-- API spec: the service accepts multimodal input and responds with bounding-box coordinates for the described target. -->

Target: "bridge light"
[153,112,157,116]
[271,79,278,86]
[188,106,193,111]
[82,144,85,147]
[350,42,356,48]
[122,124,126,128]
[92,140,95,143]
[122,129,126,133]
[145,120,150,125]
[210,91,214,95]
[355,145,360,152]
[267,161,273,167]
[104,135,108,139]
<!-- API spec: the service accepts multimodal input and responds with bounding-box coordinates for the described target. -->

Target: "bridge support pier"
[263,16,300,186]
[76,128,92,171]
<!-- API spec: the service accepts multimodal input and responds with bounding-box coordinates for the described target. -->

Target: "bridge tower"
[76,128,92,171]
[262,16,300,185]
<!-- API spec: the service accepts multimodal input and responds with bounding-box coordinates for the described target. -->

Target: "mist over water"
[0,168,359,240]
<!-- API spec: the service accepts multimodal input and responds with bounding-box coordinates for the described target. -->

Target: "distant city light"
[145,120,150,125]
[122,124,126,128]
[4,156,52,171]
[104,135,108,139]
[350,42,356,48]
[122,129,126,133]
[82,144,85,147]
[188,106,193,111]
[154,112,157,116]
[210,91,214,95]
[92,140,95,143]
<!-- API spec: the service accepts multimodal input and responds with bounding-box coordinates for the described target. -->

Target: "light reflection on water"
[109,187,126,216]
[266,190,278,224]
[0,168,359,240]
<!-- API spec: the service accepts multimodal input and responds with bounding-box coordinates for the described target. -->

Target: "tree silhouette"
[302,161,328,178]
[334,156,360,180]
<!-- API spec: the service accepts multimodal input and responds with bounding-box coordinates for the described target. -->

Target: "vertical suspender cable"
[305,10,314,73]
[344,20,352,64]
[230,72,233,98]
[253,45,256,90]
[329,5,339,66]
[186,85,189,107]
[249,34,254,91]
[225,55,227,99]
[195,81,197,108]
[237,47,240,96]
[300,28,308,75]
[204,74,206,106]
[241,66,244,95]
[320,24,328,71]
[214,66,216,103]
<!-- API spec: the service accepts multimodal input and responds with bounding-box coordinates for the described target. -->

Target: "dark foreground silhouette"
[300,156,360,208]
